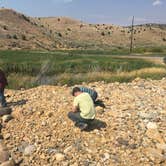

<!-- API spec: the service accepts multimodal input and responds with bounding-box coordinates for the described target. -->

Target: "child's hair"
[72,87,81,96]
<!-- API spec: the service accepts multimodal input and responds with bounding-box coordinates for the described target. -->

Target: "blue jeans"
[0,89,7,107]
[92,91,98,102]
[68,112,94,125]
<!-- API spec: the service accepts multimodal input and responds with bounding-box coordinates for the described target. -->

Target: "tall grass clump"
[0,50,166,89]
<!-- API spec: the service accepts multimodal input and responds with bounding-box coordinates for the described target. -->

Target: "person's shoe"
[2,103,7,107]
[75,122,88,131]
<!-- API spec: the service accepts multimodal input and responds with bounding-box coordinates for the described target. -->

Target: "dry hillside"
[0,78,166,165]
[0,8,166,50]
[39,17,166,49]
[0,8,63,50]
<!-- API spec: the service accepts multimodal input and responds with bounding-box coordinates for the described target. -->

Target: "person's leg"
[92,91,98,103]
[1,89,7,107]
[68,112,89,130]
[68,111,84,123]
[0,90,3,107]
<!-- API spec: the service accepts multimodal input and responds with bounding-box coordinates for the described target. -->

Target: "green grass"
[0,50,165,89]
[133,46,166,54]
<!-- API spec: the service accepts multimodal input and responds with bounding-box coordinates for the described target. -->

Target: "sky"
[0,0,166,25]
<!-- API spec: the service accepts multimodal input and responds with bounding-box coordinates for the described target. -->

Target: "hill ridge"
[0,8,166,50]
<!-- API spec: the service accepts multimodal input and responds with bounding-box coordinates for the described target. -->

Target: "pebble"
[64,146,73,154]
[146,122,158,129]
[3,134,10,140]
[55,153,65,161]
[2,115,13,123]
[24,145,36,156]
[103,153,110,161]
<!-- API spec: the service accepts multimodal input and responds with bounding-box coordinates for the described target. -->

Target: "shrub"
[162,38,166,42]
[163,57,166,64]
[57,32,62,37]
[151,47,163,53]
[6,34,12,39]
[3,25,8,30]
[13,34,18,39]
[11,42,18,47]
[21,34,27,40]
[67,28,71,31]
[21,14,30,22]
[101,32,105,36]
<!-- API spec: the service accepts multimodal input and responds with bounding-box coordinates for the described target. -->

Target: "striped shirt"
[79,87,97,101]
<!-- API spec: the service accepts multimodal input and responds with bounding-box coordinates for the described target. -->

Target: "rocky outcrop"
[0,78,166,165]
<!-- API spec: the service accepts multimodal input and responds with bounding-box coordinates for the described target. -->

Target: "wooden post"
[130,16,134,53]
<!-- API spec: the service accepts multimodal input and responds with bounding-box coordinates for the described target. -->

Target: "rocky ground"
[0,78,166,166]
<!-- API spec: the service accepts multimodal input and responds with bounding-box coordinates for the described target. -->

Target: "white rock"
[3,134,10,140]
[64,146,72,154]
[2,115,13,123]
[55,153,65,161]
[103,153,110,161]
[156,143,166,151]
[24,145,36,156]
[146,122,158,129]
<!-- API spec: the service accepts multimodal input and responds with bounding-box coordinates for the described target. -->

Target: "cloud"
[152,0,162,6]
